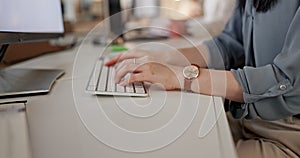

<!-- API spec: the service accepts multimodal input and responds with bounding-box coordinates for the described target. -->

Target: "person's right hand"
[105,46,199,68]
[105,49,166,67]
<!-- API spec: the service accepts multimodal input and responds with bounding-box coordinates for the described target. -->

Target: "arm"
[190,69,243,102]
[105,44,210,68]
[173,0,244,70]
[166,44,209,68]
[230,7,300,120]
[176,0,245,102]
[115,61,244,103]
[180,4,300,120]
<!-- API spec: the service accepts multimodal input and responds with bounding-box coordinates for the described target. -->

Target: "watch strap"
[184,79,192,92]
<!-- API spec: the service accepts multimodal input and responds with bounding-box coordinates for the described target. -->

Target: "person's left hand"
[114,56,184,91]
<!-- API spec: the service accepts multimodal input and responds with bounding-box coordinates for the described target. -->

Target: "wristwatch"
[182,64,200,91]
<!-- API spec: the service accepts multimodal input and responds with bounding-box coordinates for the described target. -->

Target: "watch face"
[183,65,199,79]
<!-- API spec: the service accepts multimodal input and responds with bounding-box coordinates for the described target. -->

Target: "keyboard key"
[107,67,115,92]
[89,60,102,86]
[125,84,135,93]
[116,84,125,92]
[97,65,108,91]
[133,82,146,94]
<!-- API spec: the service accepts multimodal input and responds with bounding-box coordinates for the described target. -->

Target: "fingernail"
[119,81,125,86]
[120,80,129,86]
[115,78,120,84]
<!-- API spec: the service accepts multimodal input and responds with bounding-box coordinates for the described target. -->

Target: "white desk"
[1,37,237,158]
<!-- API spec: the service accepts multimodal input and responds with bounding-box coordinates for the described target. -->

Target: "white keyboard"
[86,58,148,97]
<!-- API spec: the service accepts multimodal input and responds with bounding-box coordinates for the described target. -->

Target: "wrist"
[164,50,186,66]
[190,68,204,93]
[175,66,185,90]
[182,64,200,92]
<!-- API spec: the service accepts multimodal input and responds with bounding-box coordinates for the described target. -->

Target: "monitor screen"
[0,0,64,44]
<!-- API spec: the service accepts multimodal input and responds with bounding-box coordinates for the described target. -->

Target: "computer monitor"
[0,0,64,44]
[108,0,124,37]
[93,0,166,45]
[0,0,65,98]
[92,0,123,45]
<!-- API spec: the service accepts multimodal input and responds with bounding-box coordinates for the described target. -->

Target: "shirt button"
[280,85,287,91]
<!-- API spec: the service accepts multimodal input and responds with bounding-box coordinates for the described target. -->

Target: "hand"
[114,56,184,91]
[105,49,165,67]
[105,48,192,68]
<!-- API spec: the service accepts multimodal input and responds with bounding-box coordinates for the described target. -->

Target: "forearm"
[191,68,244,102]
[166,44,209,68]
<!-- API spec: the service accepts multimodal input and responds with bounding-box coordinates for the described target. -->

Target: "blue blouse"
[204,0,300,120]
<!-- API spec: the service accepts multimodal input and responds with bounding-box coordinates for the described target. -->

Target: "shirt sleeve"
[231,7,300,120]
[203,0,245,70]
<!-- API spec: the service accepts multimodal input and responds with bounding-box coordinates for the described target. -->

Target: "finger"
[116,57,154,72]
[119,73,149,86]
[115,63,140,83]
[105,52,137,66]
[105,54,121,66]
[115,58,136,73]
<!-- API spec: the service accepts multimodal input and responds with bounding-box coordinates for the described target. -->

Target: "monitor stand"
[0,44,64,98]
[0,68,64,98]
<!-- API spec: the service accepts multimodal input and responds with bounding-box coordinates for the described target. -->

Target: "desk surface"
[2,37,237,158]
